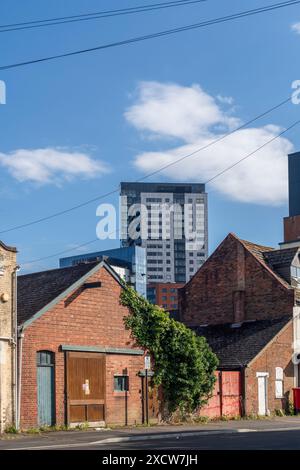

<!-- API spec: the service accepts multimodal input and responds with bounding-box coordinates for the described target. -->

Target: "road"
[2,417,300,450]
[2,426,300,450]
[97,429,300,450]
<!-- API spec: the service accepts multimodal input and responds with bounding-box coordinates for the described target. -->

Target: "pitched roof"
[237,236,292,288]
[193,316,291,369]
[239,238,274,263]
[17,261,103,326]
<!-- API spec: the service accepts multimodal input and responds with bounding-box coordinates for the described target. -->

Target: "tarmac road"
[2,417,300,450]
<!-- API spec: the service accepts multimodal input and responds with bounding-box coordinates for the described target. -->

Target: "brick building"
[179,233,300,416]
[147,282,184,318]
[0,241,18,432]
[17,260,155,429]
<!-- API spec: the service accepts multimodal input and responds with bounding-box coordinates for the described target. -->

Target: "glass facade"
[59,246,147,298]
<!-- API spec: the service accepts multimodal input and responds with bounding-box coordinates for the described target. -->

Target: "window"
[162,288,168,293]
[275,367,284,398]
[37,350,54,366]
[291,265,300,279]
[114,375,129,392]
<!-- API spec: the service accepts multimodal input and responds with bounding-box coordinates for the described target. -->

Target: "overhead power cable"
[0,1,299,71]
[0,96,291,235]
[0,1,208,33]
[21,114,300,266]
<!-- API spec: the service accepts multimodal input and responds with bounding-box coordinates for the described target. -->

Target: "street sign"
[145,355,151,370]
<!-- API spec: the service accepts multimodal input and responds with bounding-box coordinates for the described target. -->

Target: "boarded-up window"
[275,367,283,398]
[114,375,129,392]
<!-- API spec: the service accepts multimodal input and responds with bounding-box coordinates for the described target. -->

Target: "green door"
[37,351,55,426]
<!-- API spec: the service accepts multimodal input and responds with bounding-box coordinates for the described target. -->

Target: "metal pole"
[145,369,149,425]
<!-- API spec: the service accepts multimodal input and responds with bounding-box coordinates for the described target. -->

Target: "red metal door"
[221,371,241,416]
[199,371,221,418]
[199,371,241,418]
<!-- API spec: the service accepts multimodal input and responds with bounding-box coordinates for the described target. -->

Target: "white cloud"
[125,81,240,142]
[125,81,294,206]
[0,147,110,185]
[291,22,300,34]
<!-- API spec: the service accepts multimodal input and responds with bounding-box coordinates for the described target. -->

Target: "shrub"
[121,286,218,416]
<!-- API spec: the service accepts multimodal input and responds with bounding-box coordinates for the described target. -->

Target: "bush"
[5,425,19,434]
[285,400,295,416]
[121,287,218,416]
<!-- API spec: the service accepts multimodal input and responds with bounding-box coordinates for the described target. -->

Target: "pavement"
[2,416,300,449]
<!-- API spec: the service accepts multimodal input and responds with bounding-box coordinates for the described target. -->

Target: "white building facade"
[120,182,208,284]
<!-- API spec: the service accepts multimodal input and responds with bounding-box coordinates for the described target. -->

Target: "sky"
[1,0,300,273]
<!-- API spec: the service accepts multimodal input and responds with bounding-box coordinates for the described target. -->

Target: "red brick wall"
[148,282,185,311]
[179,234,295,326]
[245,321,294,415]
[284,215,300,242]
[20,266,146,429]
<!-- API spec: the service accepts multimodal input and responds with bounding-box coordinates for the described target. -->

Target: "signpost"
[144,355,151,425]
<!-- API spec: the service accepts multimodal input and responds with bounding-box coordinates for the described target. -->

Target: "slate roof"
[239,238,274,264]
[193,316,291,369]
[264,247,299,269]
[17,262,101,326]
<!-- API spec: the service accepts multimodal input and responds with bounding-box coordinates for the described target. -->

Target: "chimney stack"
[283,151,300,246]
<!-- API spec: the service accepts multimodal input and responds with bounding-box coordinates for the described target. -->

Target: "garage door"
[66,352,105,426]
[200,371,242,418]
[221,371,242,416]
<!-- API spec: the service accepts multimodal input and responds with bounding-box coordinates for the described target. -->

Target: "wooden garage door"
[66,352,105,425]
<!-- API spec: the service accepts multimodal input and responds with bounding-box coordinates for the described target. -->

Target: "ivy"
[121,286,219,415]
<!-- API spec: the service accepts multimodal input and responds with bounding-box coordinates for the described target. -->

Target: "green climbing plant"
[121,286,218,415]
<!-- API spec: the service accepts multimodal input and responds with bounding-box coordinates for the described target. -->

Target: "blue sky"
[1,0,300,272]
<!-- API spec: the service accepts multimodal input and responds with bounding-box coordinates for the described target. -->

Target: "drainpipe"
[17,328,24,431]
[12,266,19,429]
[241,366,247,417]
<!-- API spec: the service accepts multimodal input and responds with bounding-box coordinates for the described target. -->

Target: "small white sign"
[144,355,151,370]
[82,379,90,395]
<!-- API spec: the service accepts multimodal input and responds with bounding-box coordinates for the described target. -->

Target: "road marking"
[237,429,257,433]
